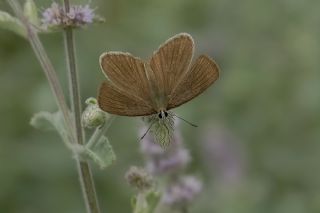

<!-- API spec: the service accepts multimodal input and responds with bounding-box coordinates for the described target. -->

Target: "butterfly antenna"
[173,114,198,127]
[139,121,155,141]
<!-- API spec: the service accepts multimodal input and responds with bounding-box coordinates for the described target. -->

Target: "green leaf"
[30,111,70,146]
[132,191,161,213]
[30,111,56,130]
[24,0,39,26]
[145,191,161,213]
[84,136,116,169]
[0,11,27,38]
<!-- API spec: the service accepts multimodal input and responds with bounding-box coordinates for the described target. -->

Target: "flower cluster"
[201,125,244,183]
[139,119,202,210]
[162,176,202,207]
[41,2,94,29]
[140,122,191,175]
[125,166,153,192]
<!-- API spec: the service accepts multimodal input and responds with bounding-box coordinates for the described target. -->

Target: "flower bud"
[125,166,153,192]
[82,97,108,128]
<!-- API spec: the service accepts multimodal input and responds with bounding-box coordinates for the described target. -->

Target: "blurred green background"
[1,0,320,212]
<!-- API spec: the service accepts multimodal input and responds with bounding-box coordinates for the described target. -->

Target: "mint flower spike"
[41,2,62,27]
[41,2,96,30]
[67,4,94,24]
[140,120,191,175]
[162,176,203,208]
[125,166,154,192]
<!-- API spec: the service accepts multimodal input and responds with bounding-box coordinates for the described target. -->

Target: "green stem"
[6,0,75,142]
[7,1,102,212]
[62,1,101,212]
[63,28,82,138]
[134,193,148,213]
[86,116,115,149]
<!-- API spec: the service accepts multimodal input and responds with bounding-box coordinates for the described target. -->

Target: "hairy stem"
[62,0,101,212]
[86,116,115,149]
[7,0,101,212]
[6,0,75,142]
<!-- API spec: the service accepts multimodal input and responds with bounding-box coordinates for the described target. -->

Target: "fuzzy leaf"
[84,136,116,169]
[24,0,39,26]
[0,11,27,38]
[30,111,58,130]
[30,111,69,145]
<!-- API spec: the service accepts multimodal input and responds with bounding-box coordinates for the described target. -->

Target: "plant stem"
[63,28,83,139]
[134,193,148,213]
[7,0,101,212]
[62,1,101,212]
[86,116,115,149]
[6,0,75,142]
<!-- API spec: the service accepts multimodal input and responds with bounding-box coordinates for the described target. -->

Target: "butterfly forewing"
[148,33,194,109]
[167,55,219,109]
[98,52,157,116]
[98,81,156,116]
[100,52,153,105]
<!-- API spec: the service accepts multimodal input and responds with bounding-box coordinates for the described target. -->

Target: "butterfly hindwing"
[98,81,156,116]
[167,55,219,109]
[98,52,157,116]
[100,52,153,106]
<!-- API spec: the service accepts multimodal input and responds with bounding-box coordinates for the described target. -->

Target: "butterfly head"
[158,110,169,120]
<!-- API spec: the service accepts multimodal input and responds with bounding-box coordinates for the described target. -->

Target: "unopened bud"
[82,97,109,128]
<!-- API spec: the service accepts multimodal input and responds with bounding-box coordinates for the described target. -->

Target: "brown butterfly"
[98,33,219,122]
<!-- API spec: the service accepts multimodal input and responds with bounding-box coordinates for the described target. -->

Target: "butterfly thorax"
[158,110,169,119]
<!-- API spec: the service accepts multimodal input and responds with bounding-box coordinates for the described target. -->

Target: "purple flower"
[41,2,95,29]
[146,148,191,175]
[66,5,94,26]
[162,176,203,207]
[41,2,62,26]
[139,119,203,210]
[201,125,244,183]
[140,120,190,175]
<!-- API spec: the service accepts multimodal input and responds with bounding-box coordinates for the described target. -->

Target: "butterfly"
[97,33,219,145]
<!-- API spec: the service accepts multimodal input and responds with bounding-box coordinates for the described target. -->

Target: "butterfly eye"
[164,111,168,117]
[158,113,163,119]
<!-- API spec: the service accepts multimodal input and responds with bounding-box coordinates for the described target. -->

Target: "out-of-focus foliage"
[0,0,320,212]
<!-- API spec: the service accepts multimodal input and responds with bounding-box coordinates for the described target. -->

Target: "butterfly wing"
[167,55,219,109]
[98,81,156,116]
[148,33,194,109]
[98,52,156,116]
